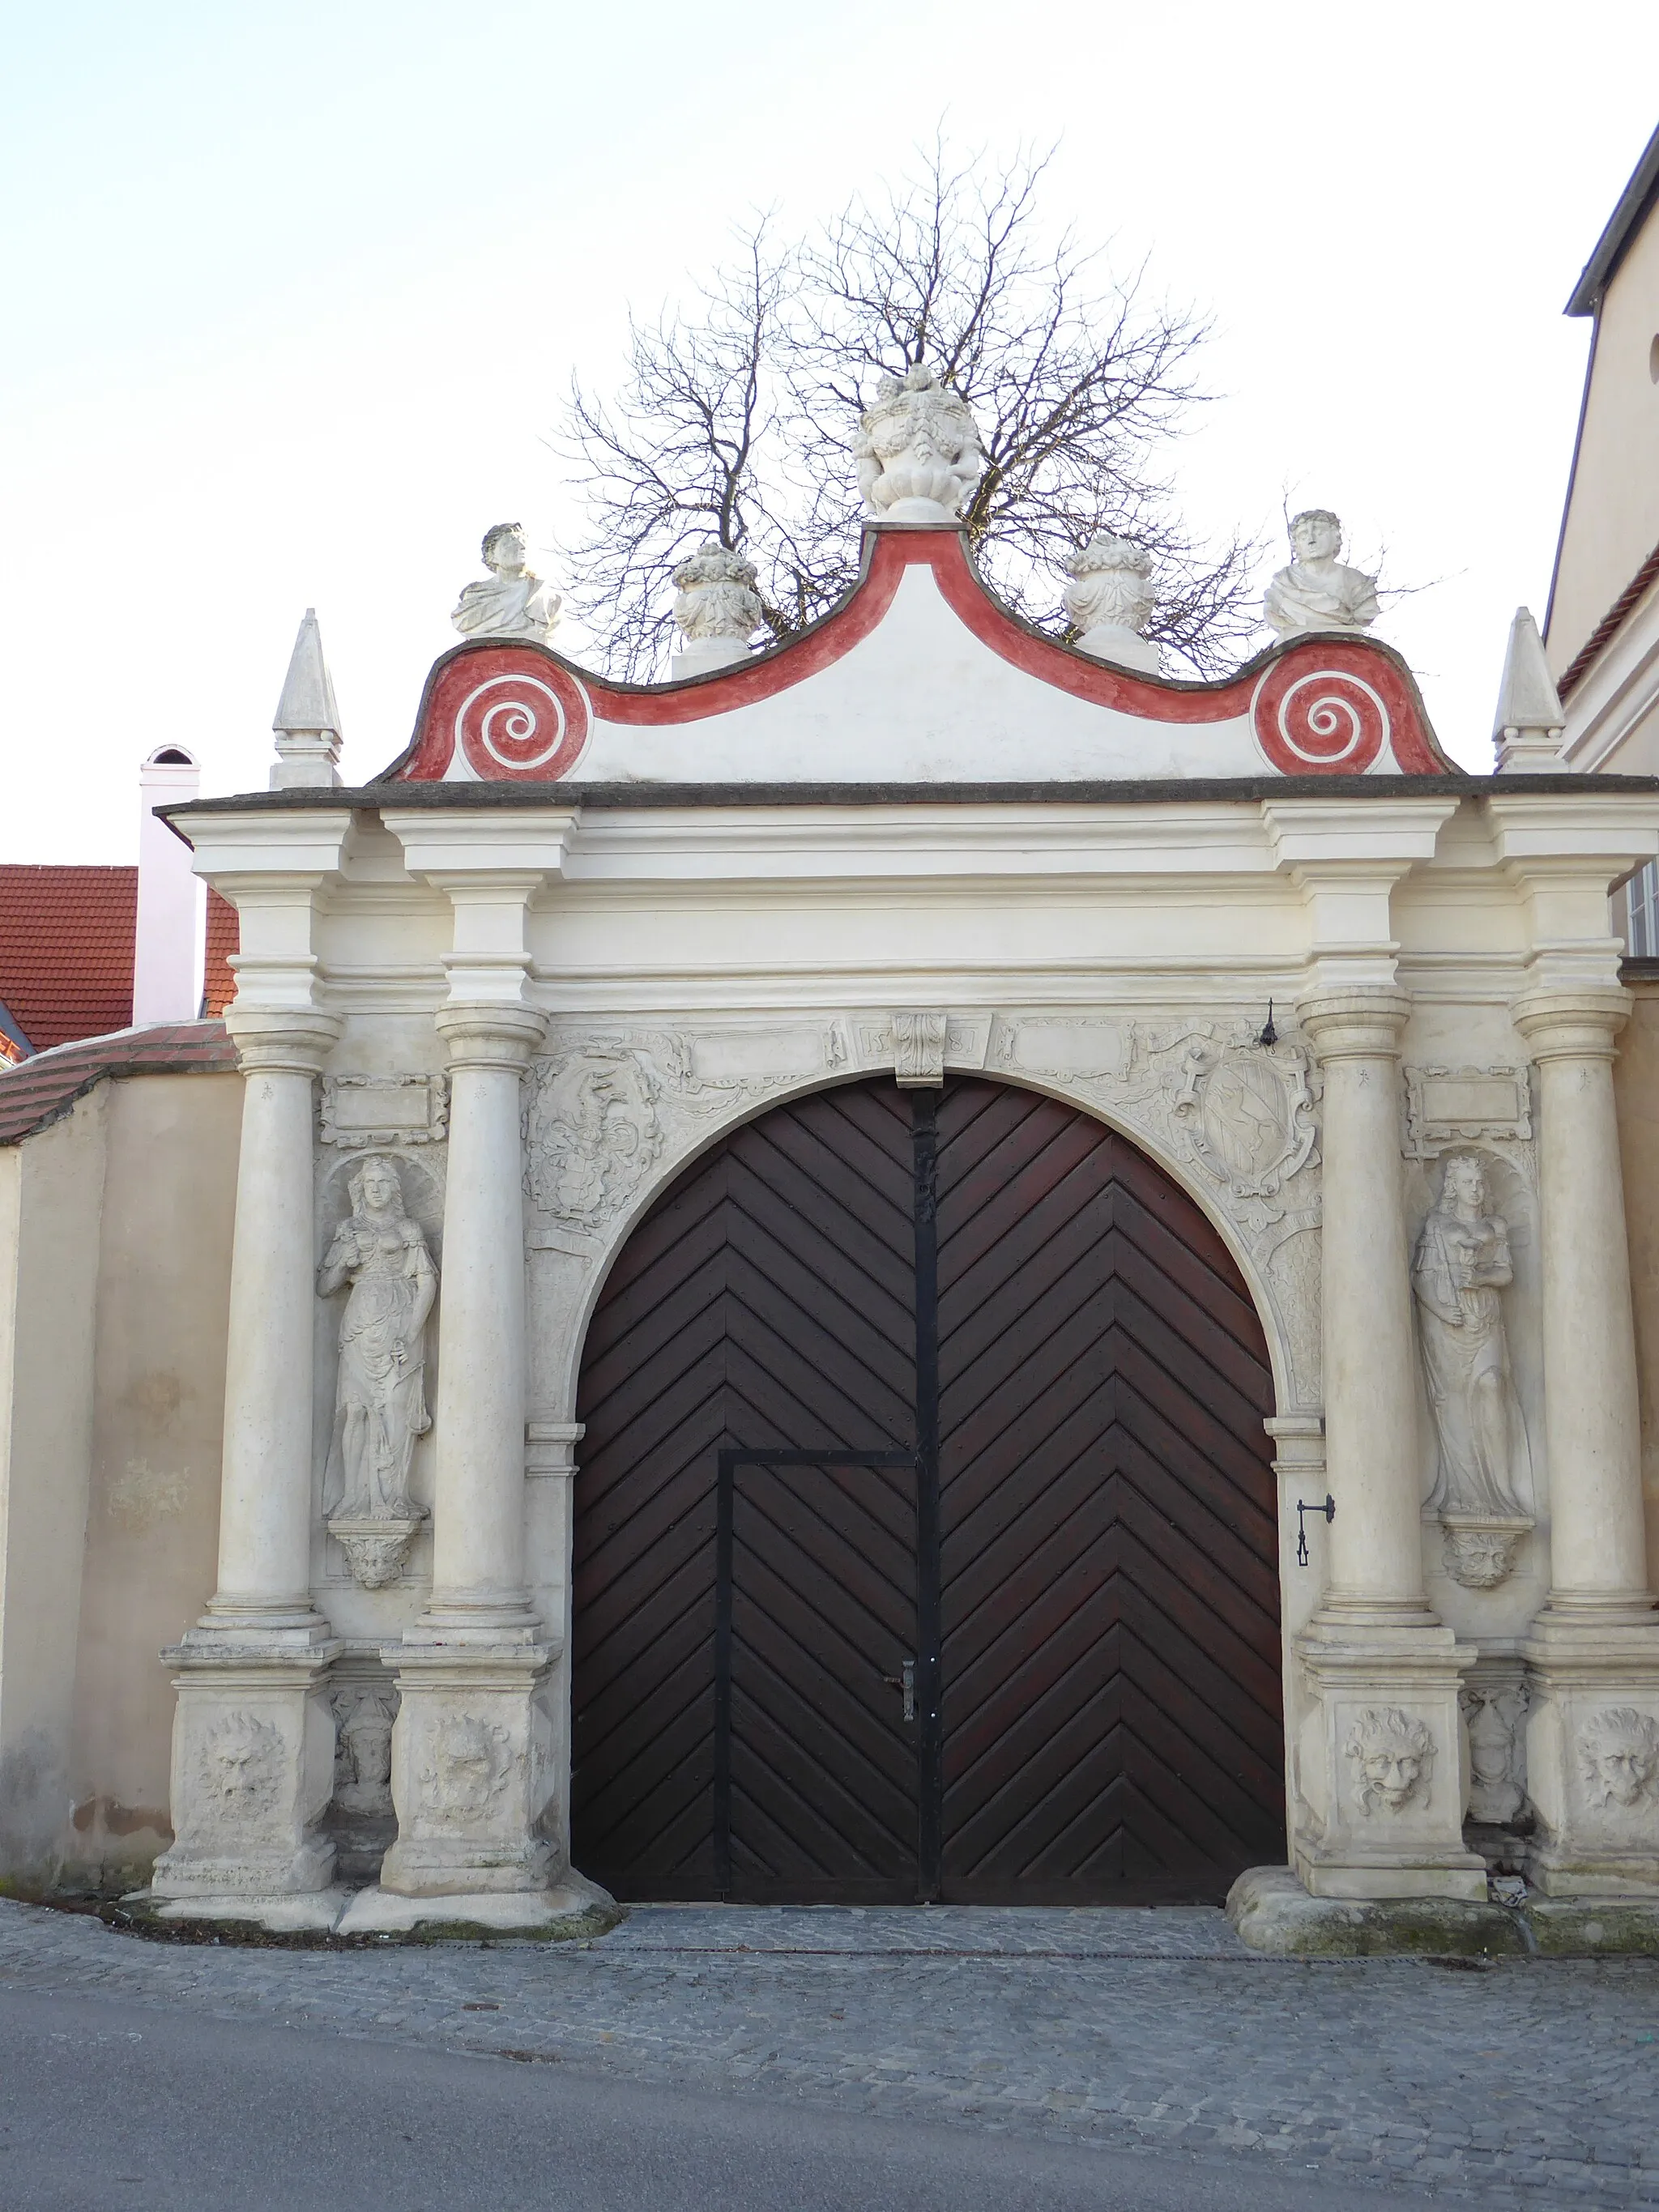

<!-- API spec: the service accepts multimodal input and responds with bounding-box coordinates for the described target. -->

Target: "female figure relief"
[320,1155,437,1526]
[1411,1156,1531,1580]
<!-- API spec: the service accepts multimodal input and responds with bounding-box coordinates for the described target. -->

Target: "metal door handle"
[881,1658,916,1723]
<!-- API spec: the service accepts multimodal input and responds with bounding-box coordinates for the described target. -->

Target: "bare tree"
[556,141,1260,680]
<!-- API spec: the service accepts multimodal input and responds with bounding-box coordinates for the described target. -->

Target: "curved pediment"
[380,525,1451,786]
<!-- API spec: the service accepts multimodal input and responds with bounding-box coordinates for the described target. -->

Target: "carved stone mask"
[1361,1747,1422,1810]
[1578,1707,1659,1810]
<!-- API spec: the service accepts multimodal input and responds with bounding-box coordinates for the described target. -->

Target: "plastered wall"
[1615,982,1659,1595]
[0,1073,240,1892]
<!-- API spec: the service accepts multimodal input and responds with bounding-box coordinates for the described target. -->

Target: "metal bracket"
[1295,1493,1335,1567]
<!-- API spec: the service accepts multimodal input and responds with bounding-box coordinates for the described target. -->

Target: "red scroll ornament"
[416,646,591,781]
[1249,643,1418,775]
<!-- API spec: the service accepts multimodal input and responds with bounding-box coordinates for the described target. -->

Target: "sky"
[2,0,1657,859]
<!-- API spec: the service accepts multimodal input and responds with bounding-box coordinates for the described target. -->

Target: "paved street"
[2,1898,1657,2208]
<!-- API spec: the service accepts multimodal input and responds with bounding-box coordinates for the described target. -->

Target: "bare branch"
[554,138,1261,680]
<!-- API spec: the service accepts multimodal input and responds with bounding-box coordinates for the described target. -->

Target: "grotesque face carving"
[1579,1707,1659,1811]
[1346,1707,1435,1815]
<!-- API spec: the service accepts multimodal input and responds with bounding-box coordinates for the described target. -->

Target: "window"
[1623,859,1659,956]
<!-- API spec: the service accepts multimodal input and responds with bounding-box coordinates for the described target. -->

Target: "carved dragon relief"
[521,1012,1326,1406]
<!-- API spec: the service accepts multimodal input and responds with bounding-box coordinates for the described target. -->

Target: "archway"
[569,1074,1283,1905]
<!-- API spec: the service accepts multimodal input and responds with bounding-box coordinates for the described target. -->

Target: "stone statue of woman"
[320,1155,437,1522]
[1411,1154,1529,1519]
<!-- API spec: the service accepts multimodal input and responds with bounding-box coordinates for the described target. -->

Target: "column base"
[1522,1605,1659,1898]
[337,1871,616,1938]
[151,1634,343,1906]
[1230,1867,1524,1954]
[134,1886,351,1933]
[377,1638,565,1899]
[1291,1612,1487,1902]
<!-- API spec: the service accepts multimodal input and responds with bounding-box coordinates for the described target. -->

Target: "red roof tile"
[0,866,137,1051]
[204,889,238,1017]
[0,866,241,1051]
[0,1022,240,1146]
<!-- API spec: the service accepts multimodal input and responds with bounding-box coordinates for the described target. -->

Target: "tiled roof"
[0,866,240,1051]
[0,1022,239,1146]
[203,888,237,1017]
[0,866,138,1051]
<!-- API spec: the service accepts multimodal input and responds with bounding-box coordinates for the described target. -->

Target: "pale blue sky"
[3,0,1657,855]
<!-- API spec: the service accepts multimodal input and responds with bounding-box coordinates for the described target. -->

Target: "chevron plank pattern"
[935,1079,1282,1903]
[571,1080,919,1901]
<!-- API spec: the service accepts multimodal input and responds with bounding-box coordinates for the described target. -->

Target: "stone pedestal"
[1515,990,1659,1896]
[376,1643,557,1897]
[1290,991,1485,1900]
[151,1646,342,1921]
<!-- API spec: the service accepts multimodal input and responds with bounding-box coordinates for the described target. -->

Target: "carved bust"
[1346,1707,1435,1814]
[855,366,983,523]
[1064,533,1160,673]
[1263,509,1379,638]
[450,523,562,645]
[1579,1707,1659,1810]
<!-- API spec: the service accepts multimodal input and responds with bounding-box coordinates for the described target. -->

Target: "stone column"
[1290,991,1484,1901]
[151,1008,345,1928]
[1515,988,1659,1895]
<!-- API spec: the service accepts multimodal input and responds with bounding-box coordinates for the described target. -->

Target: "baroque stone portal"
[320,1155,437,1588]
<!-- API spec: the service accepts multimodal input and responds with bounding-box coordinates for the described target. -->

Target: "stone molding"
[1512,987,1631,1061]
[225,1007,343,1079]
[1296,988,1412,1061]
[320,1072,449,1147]
[434,1001,548,1071]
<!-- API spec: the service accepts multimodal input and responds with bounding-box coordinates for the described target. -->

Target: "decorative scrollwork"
[1252,659,1389,774]
[458,669,587,777]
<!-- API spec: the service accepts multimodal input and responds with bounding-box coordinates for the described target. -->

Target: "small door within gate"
[715,1450,923,1902]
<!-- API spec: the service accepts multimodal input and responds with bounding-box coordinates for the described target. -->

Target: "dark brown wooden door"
[570,1074,1282,1905]
[935,1080,1284,1903]
[570,1083,917,1900]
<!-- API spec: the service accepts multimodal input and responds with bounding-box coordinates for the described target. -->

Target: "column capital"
[1296,987,1412,1061]
[434,1000,548,1072]
[1512,987,1631,1062]
[224,1006,343,1077]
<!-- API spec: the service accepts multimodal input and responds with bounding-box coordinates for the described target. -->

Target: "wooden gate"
[570,1076,1283,1904]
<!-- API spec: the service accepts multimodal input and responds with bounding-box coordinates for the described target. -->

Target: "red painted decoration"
[387,531,1451,782]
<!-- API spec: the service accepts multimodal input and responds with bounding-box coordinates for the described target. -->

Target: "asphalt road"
[0,1981,1446,2212]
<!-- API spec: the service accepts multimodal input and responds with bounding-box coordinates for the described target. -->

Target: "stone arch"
[531,1044,1314,1429]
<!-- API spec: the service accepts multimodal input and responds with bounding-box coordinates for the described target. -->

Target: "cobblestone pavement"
[3,1898,1659,2205]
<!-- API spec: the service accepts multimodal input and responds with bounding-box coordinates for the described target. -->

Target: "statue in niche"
[320,1155,437,1532]
[1461,1681,1527,1826]
[1412,1155,1531,1541]
[1263,509,1379,637]
[333,1686,397,1816]
[450,522,562,644]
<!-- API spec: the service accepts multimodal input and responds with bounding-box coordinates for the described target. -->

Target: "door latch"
[881,1658,917,1723]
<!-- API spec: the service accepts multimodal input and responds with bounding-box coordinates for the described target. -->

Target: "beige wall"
[64,1073,241,1889]
[0,1093,108,1887]
[0,1072,240,1893]
[1549,211,1659,676]
[1615,983,1659,1594]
